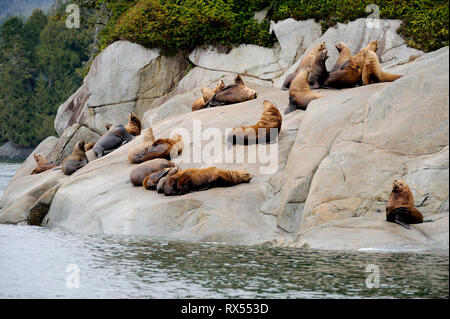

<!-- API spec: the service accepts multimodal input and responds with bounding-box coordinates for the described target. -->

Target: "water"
[0,162,21,198]
[0,162,448,298]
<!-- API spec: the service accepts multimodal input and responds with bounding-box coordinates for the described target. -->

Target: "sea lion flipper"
[394,214,411,230]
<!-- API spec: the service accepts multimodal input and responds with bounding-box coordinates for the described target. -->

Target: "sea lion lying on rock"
[203,74,257,108]
[285,69,323,114]
[324,40,378,89]
[31,154,59,175]
[128,128,156,164]
[362,50,402,85]
[192,80,225,111]
[282,42,326,90]
[156,167,253,196]
[227,100,282,145]
[386,179,431,229]
[330,42,352,73]
[130,133,183,164]
[143,166,179,190]
[130,158,176,187]
[62,140,88,175]
[93,112,142,158]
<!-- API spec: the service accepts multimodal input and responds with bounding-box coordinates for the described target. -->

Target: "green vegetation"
[94,0,448,54]
[0,2,94,148]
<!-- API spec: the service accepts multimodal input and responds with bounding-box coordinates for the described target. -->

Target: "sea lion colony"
[29,40,425,228]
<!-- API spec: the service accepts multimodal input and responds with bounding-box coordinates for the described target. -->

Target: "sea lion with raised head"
[93,112,142,158]
[386,179,427,229]
[307,48,329,89]
[62,140,88,175]
[192,80,225,111]
[285,69,323,114]
[130,133,183,164]
[282,42,326,90]
[31,154,59,175]
[227,100,282,145]
[324,40,378,89]
[203,74,257,108]
[362,50,402,85]
[330,42,352,73]
[156,167,253,196]
[130,158,176,187]
[128,128,156,164]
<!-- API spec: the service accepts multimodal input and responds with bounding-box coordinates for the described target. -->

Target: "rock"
[54,41,160,135]
[274,19,423,88]
[134,53,189,118]
[269,18,322,66]
[283,213,449,252]
[29,184,60,226]
[0,142,33,161]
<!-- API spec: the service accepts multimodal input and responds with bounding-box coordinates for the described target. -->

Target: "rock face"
[54,41,161,135]
[1,19,447,253]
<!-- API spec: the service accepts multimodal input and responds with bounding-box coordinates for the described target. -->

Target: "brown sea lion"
[84,142,95,151]
[227,100,282,145]
[31,154,59,175]
[282,42,326,90]
[130,133,183,164]
[156,167,253,196]
[143,166,179,190]
[285,69,323,114]
[93,112,142,158]
[204,74,257,108]
[130,158,176,187]
[128,128,156,164]
[62,140,88,175]
[362,50,402,85]
[330,42,352,73]
[192,80,225,111]
[386,179,426,229]
[307,49,329,89]
[324,40,378,89]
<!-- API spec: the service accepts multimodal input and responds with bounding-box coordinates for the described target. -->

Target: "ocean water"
[0,162,448,299]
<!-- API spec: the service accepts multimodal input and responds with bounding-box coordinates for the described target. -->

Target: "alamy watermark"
[65,4,80,29]
[65,263,80,289]
[365,4,381,29]
[365,264,380,288]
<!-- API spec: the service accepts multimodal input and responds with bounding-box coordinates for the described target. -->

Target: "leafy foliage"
[95,0,448,54]
[0,3,94,148]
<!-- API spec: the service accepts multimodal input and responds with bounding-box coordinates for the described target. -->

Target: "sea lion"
[31,154,58,175]
[156,167,253,196]
[282,42,326,90]
[130,158,176,187]
[227,100,282,145]
[362,50,402,85]
[128,128,156,164]
[84,142,95,151]
[130,133,183,164]
[203,74,257,108]
[93,112,142,158]
[62,140,88,175]
[143,166,179,190]
[307,49,329,89]
[324,40,378,89]
[285,69,323,114]
[330,42,352,73]
[192,80,225,111]
[386,179,426,229]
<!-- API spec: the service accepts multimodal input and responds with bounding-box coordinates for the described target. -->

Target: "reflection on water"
[0,162,448,299]
[0,224,448,298]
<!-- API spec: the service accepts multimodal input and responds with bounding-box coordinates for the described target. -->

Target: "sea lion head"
[318,48,329,61]
[392,179,409,193]
[242,86,257,100]
[127,112,142,136]
[156,167,180,195]
[105,123,112,131]
[84,142,95,151]
[34,154,41,162]
[234,74,244,85]
[75,139,86,153]
[143,128,155,143]
[311,42,326,55]
[335,42,345,52]
[214,80,225,92]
